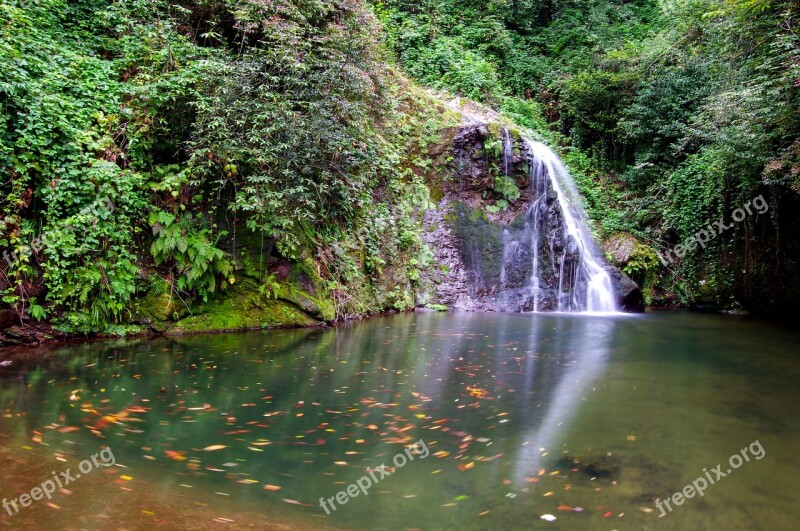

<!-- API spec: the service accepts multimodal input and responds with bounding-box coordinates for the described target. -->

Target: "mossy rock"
[278,284,335,322]
[167,278,319,334]
[135,278,189,325]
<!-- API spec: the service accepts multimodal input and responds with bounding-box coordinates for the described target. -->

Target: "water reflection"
[513,316,617,481]
[1,312,800,530]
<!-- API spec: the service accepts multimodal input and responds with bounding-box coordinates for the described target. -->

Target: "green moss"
[135,278,189,323]
[429,180,446,203]
[168,278,318,334]
[278,284,336,322]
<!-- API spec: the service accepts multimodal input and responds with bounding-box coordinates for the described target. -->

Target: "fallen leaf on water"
[283,499,312,506]
[203,445,227,451]
[165,450,187,461]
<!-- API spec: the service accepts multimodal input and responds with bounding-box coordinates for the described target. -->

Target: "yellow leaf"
[203,445,227,451]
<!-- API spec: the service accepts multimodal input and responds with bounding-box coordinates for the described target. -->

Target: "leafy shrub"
[149,211,233,303]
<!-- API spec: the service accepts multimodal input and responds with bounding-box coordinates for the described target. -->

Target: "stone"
[608,267,645,312]
[603,233,639,266]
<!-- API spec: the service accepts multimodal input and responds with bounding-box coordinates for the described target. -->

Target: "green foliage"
[558,69,636,160]
[493,177,520,203]
[622,244,660,283]
[258,274,281,300]
[379,0,800,313]
[149,210,233,303]
[4,0,798,326]
[0,0,449,329]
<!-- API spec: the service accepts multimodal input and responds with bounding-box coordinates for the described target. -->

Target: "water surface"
[1,312,798,530]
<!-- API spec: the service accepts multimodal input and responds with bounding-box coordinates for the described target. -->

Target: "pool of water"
[1,312,799,530]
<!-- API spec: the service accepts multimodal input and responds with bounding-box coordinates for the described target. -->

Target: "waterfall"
[523,139,617,313]
[528,146,547,312]
[502,128,513,178]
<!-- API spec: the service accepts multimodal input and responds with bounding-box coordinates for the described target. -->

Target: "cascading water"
[445,118,628,313]
[523,138,617,313]
[503,128,513,179]
[528,149,547,312]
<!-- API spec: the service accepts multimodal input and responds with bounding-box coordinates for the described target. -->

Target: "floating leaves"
[203,445,227,452]
[282,499,312,507]
[165,450,188,461]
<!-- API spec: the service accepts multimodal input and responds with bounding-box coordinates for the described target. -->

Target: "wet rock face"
[448,193,582,312]
[418,122,645,313]
[608,267,645,312]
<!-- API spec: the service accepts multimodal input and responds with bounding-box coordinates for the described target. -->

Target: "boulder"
[608,267,645,312]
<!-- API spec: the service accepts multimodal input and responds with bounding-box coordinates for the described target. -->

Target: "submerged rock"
[556,455,620,480]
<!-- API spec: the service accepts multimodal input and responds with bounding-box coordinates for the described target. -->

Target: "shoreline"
[0,304,763,367]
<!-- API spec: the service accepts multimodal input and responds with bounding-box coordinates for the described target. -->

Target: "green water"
[1,312,799,530]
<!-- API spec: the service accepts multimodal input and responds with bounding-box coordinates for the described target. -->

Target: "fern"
[149,211,232,303]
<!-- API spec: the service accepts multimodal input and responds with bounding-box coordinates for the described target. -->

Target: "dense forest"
[373,0,800,314]
[1,0,798,340]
